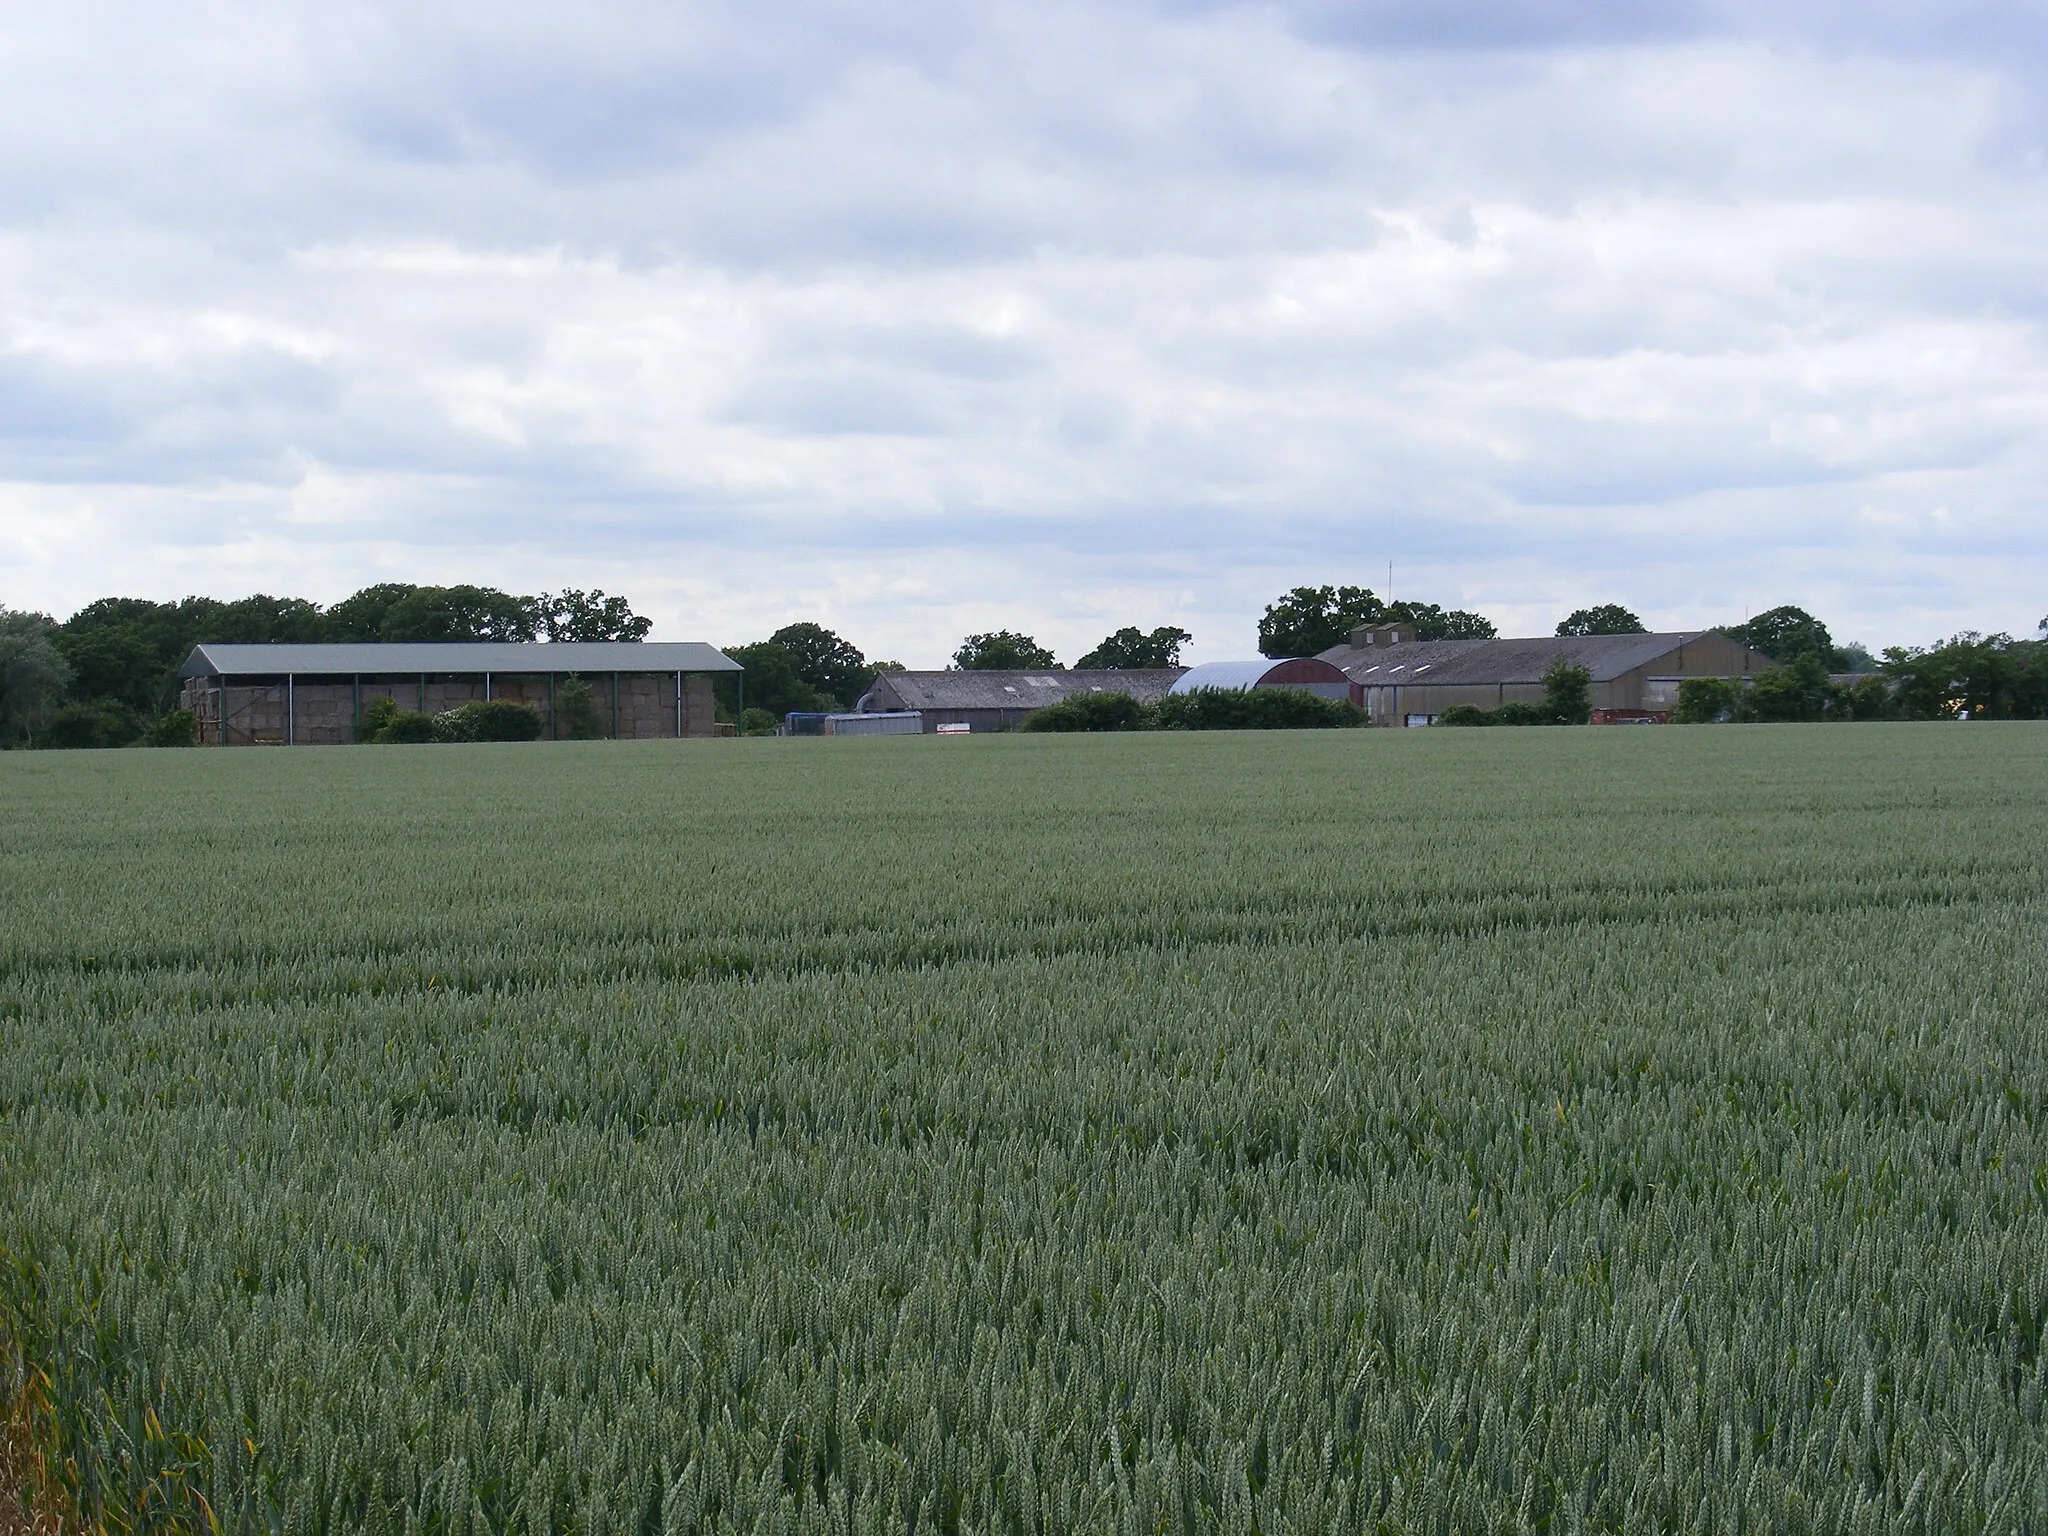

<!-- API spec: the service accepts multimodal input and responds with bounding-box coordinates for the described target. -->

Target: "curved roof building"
[1168,658,1352,699]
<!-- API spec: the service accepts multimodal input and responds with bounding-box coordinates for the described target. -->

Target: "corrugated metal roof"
[1318,632,1743,687]
[1169,661,1286,693]
[180,641,743,678]
[867,669,1185,710]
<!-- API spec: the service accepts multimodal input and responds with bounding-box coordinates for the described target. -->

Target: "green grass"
[1,726,2044,1534]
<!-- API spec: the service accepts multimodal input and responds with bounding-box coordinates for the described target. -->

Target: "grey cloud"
[1,0,2044,650]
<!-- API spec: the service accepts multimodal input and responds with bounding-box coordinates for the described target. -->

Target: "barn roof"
[1170,661,1278,693]
[179,641,743,678]
[866,669,1185,710]
[1318,632,1749,687]
[1168,658,1349,693]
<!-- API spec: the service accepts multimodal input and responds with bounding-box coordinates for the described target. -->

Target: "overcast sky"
[2,0,2043,663]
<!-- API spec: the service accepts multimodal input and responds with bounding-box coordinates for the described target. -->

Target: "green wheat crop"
[0,725,2043,1534]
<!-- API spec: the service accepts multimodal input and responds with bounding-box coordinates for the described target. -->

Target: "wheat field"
[1,725,2044,1533]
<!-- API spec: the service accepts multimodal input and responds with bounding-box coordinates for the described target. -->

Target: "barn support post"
[610,672,620,739]
[675,671,683,737]
[287,675,296,746]
[352,675,361,741]
[418,674,426,711]
[547,674,556,739]
[218,678,227,745]
[485,672,492,702]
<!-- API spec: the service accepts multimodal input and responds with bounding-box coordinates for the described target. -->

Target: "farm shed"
[1168,658,1353,700]
[857,669,1185,732]
[1316,626,1775,726]
[823,711,922,736]
[177,641,743,745]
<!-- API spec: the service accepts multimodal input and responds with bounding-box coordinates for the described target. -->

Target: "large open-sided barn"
[178,642,743,745]
[857,669,1186,732]
[1319,624,1777,725]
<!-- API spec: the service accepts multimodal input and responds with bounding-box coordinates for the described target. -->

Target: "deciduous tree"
[1556,605,1646,636]
[1075,626,1191,669]
[952,632,1058,670]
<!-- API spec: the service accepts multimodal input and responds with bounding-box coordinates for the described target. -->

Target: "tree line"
[3,580,2043,747]
[0,584,652,748]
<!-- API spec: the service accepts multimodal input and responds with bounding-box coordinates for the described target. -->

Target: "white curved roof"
[1170,660,1286,693]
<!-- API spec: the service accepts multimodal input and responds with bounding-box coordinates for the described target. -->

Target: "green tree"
[212,595,328,643]
[1392,603,1497,641]
[1260,587,1495,653]
[1881,632,2048,720]
[1075,626,1191,670]
[1746,656,1837,722]
[1672,677,1739,724]
[768,623,870,706]
[377,585,540,643]
[1258,586,1385,657]
[538,590,652,643]
[143,709,199,747]
[952,632,1058,670]
[1724,606,1839,666]
[39,699,143,749]
[715,642,834,722]
[324,584,420,642]
[0,610,72,748]
[555,678,606,740]
[50,625,161,720]
[1556,604,1646,636]
[1542,660,1592,724]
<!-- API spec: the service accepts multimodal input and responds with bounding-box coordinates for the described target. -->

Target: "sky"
[1,0,2043,665]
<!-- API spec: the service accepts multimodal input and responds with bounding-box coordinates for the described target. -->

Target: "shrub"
[1155,688,1359,731]
[376,710,439,744]
[1023,692,1150,732]
[143,708,198,747]
[1434,704,1496,727]
[359,696,438,744]
[38,699,141,749]
[1541,660,1592,725]
[1434,700,1557,727]
[740,708,780,736]
[1746,657,1835,723]
[358,695,402,742]
[556,677,605,740]
[433,701,545,743]
[1673,677,1739,724]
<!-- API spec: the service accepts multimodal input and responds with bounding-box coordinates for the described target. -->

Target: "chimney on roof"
[1349,622,1416,648]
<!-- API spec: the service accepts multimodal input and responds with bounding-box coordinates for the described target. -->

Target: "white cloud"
[0,0,2043,662]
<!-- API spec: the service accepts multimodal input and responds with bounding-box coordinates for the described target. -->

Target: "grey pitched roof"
[868,669,1186,710]
[180,641,742,678]
[1318,632,1729,687]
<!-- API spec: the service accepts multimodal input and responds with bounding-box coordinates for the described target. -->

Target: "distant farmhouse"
[857,669,1186,733]
[178,642,743,745]
[1319,624,1775,726]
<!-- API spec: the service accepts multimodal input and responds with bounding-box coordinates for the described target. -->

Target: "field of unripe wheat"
[2,725,2043,1533]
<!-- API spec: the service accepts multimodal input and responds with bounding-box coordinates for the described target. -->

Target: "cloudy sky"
[2,0,2043,663]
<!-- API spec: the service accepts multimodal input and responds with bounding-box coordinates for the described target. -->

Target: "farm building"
[1317,624,1776,726]
[1169,658,1353,700]
[856,669,1186,732]
[178,641,743,745]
